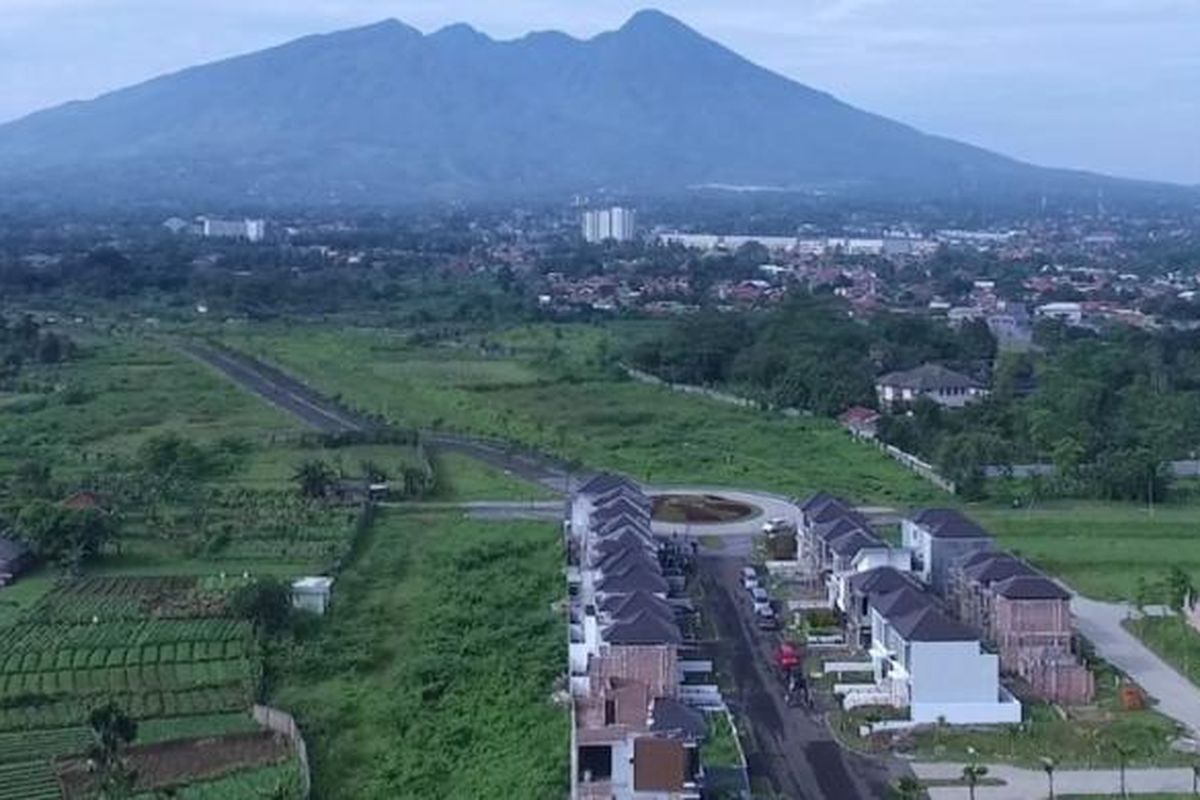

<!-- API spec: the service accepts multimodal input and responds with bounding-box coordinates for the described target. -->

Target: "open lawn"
[269,510,567,799]
[970,501,1200,601]
[431,451,557,501]
[224,325,942,505]
[1128,617,1200,690]
[0,335,298,478]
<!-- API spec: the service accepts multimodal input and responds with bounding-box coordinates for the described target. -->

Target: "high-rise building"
[200,217,266,242]
[582,207,637,243]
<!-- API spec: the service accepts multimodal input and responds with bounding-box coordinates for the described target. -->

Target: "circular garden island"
[650,493,761,525]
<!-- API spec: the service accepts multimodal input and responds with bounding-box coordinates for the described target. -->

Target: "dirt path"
[698,555,901,799]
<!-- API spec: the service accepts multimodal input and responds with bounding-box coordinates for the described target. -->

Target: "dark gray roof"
[962,553,1035,584]
[596,548,659,575]
[595,515,652,538]
[809,498,854,525]
[598,566,669,594]
[889,605,979,642]
[910,508,992,540]
[870,585,934,618]
[594,485,651,510]
[993,575,1071,600]
[592,499,651,524]
[649,697,707,739]
[801,491,840,514]
[877,364,982,391]
[601,590,676,622]
[0,536,31,562]
[827,529,884,558]
[602,610,682,645]
[579,473,640,498]
[847,567,918,597]
[814,514,873,542]
[596,531,655,555]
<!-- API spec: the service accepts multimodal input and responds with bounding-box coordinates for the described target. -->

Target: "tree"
[292,459,336,500]
[962,763,988,800]
[1041,756,1057,800]
[16,502,117,573]
[88,702,138,798]
[892,775,925,800]
[1164,565,1196,615]
[231,578,292,635]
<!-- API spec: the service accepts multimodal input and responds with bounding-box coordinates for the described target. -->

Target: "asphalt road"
[698,554,899,800]
[181,341,366,434]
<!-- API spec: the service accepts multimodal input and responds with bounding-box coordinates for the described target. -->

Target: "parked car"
[741,567,759,592]
[755,605,779,631]
[750,587,771,615]
[762,517,793,534]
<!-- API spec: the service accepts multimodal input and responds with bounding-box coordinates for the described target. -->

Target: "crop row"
[5,619,252,654]
[0,658,255,698]
[0,726,91,764]
[0,686,250,732]
[2,639,251,676]
[0,760,59,800]
[213,539,347,561]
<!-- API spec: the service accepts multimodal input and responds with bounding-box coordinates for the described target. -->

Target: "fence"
[253,704,312,799]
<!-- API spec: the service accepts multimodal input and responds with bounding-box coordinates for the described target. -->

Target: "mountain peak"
[620,9,691,35]
[431,22,491,45]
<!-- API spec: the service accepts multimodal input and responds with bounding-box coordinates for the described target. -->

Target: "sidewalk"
[1072,594,1200,736]
[914,762,1197,799]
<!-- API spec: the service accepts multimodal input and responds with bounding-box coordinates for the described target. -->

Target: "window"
[578,745,613,782]
[604,699,616,725]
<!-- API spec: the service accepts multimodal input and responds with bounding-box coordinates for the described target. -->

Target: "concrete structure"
[902,509,993,596]
[201,217,266,242]
[290,576,334,615]
[583,208,637,243]
[876,364,988,410]
[849,578,1021,725]
[1036,301,1084,325]
[948,552,1093,704]
[569,474,709,800]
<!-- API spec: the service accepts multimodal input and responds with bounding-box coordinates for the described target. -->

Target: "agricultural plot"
[0,759,60,800]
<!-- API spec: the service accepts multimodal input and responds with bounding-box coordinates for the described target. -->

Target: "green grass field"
[970,501,1200,601]
[224,325,941,505]
[270,510,567,799]
[432,451,557,501]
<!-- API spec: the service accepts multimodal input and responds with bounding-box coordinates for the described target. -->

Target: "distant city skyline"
[2,1,1197,184]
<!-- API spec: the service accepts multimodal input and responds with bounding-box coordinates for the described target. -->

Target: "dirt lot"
[652,493,760,524]
[58,731,290,798]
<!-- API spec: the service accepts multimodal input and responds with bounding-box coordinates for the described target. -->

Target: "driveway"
[915,761,1199,799]
[698,555,901,799]
[1071,594,1200,736]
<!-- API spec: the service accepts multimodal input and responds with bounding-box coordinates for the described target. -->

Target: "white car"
[741,568,759,591]
[750,586,771,614]
[762,517,793,534]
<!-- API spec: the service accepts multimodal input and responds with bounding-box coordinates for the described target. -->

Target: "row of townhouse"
[799,494,1091,728]
[567,474,709,800]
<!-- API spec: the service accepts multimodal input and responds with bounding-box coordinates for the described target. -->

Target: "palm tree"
[292,459,335,500]
[1041,756,1057,800]
[962,763,988,800]
[1191,762,1199,797]
[893,775,925,799]
[1112,742,1134,798]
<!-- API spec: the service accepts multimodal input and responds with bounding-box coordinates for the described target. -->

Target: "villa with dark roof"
[902,508,994,595]
[875,363,988,410]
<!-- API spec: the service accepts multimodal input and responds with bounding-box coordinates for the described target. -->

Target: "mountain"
[0,10,1183,207]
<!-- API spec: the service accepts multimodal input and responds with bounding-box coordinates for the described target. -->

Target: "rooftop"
[910,508,992,539]
[877,363,982,392]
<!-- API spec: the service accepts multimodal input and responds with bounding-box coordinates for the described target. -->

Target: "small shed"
[291,576,334,615]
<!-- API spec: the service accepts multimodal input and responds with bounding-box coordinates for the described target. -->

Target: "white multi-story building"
[200,217,266,243]
[583,208,637,243]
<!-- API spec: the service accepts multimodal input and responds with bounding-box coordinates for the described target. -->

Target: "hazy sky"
[1,0,1197,183]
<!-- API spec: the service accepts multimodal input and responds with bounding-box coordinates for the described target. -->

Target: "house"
[991,575,1093,704]
[568,478,711,799]
[839,406,882,439]
[0,535,34,587]
[291,576,334,615]
[875,364,988,410]
[842,572,1021,726]
[902,509,994,596]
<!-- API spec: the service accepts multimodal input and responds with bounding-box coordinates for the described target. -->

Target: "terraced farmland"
[0,759,60,800]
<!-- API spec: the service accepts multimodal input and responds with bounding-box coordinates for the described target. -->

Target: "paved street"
[699,553,901,799]
[1071,594,1200,736]
[915,761,1200,799]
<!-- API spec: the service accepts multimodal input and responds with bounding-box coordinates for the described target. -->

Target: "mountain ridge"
[0,9,1187,208]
